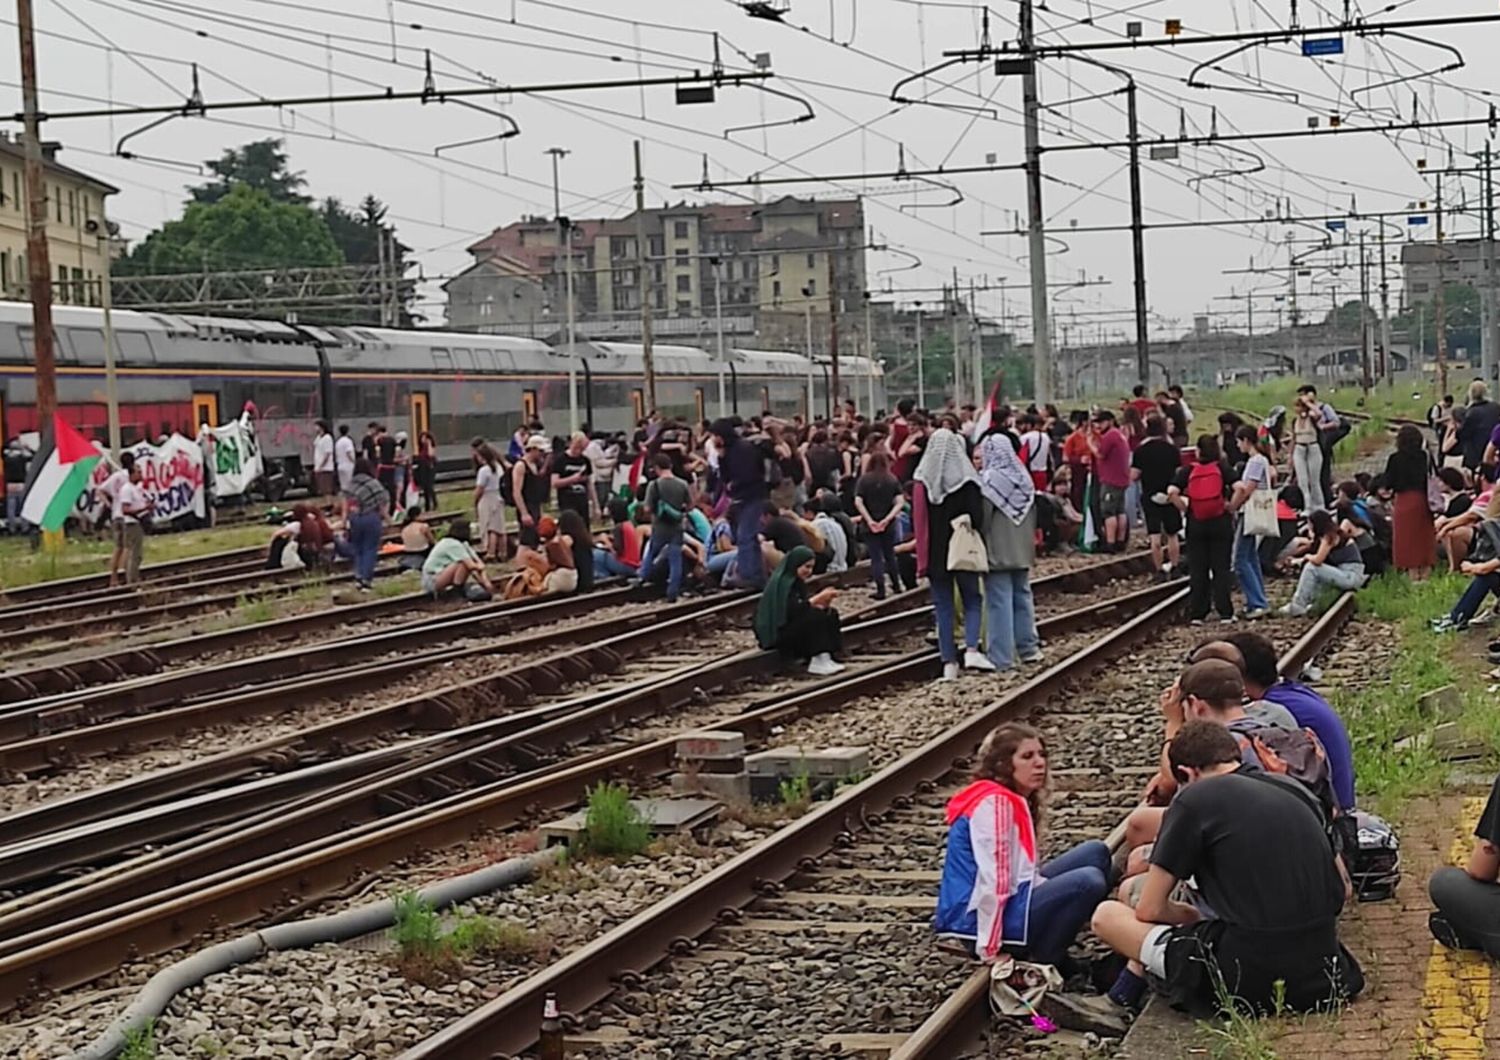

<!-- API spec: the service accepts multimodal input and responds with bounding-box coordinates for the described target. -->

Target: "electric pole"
[969,279,983,405]
[1126,79,1148,387]
[633,141,656,414]
[546,146,578,431]
[17,0,57,431]
[1019,0,1053,404]
[828,253,840,417]
[1435,178,1449,398]
[950,272,963,405]
[1358,230,1372,396]
[915,302,926,407]
[1378,225,1393,387]
[1485,145,1498,386]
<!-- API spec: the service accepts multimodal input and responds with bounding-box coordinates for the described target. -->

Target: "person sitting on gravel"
[593,498,642,581]
[934,722,1117,1030]
[752,545,844,675]
[421,519,494,601]
[1432,515,1500,634]
[399,505,436,571]
[1279,510,1367,618]
[1092,720,1364,1017]
[1430,769,1500,958]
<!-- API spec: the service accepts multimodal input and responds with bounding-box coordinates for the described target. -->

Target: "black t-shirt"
[763,513,806,553]
[1133,437,1182,497]
[376,435,397,465]
[806,445,841,492]
[1447,493,1474,518]
[1476,775,1500,849]
[361,435,378,463]
[2,449,27,484]
[1161,401,1188,440]
[1152,769,1347,1008]
[555,451,591,503]
[856,472,901,523]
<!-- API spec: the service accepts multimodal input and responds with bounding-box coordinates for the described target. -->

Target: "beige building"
[0,132,118,306]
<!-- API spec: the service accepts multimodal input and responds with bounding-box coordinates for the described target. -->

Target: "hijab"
[978,432,1035,525]
[913,428,979,506]
[753,544,815,650]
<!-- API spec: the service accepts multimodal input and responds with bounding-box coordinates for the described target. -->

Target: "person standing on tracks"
[1461,381,1500,473]
[334,425,356,493]
[415,430,439,512]
[643,453,691,604]
[553,432,593,524]
[392,431,411,514]
[752,544,843,675]
[1133,415,1183,581]
[1229,425,1275,621]
[978,431,1042,672]
[374,426,398,513]
[116,462,152,586]
[1384,423,1437,579]
[1289,391,1327,513]
[99,451,136,589]
[473,443,508,564]
[934,723,1113,980]
[312,420,335,503]
[512,435,551,553]
[1168,435,1236,625]
[1092,719,1363,1018]
[914,427,994,681]
[855,448,906,600]
[1088,409,1131,554]
[712,418,771,590]
[341,457,389,592]
[585,431,620,515]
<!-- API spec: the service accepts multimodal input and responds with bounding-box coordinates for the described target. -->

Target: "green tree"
[1393,284,1481,356]
[190,139,309,206]
[319,195,417,325]
[120,184,344,274]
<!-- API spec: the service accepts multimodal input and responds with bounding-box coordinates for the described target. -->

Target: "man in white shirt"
[334,425,356,492]
[100,451,135,588]
[1169,385,1195,428]
[1018,414,1053,489]
[584,433,619,515]
[116,463,151,586]
[312,419,336,500]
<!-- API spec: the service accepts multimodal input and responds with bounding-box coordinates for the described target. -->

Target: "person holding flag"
[20,411,104,549]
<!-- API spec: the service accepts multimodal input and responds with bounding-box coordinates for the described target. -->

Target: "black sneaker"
[1037,992,1131,1037]
[1430,912,1472,951]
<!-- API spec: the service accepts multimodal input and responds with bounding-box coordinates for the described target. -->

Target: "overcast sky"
[6,0,1497,342]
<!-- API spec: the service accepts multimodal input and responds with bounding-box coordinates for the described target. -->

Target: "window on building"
[66,189,76,226]
[653,264,664,283]
[0,251,8,288]
[673,221,689,239]
[773,280,782,299]
[11,174,19,212]
[675,251,690,265]
[676,299,692,314]
[807,253,816,268]
[648,235,664,256]
[57,264,69,303]
[771,255,780,271]
[741,260,753,279]
[675,275,691,292]
[806,278,817,296]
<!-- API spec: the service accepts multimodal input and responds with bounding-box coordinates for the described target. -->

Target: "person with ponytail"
[934,723,1112,969]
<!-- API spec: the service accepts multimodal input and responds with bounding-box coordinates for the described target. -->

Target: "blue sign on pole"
[1408,215,1430,226]
[1326,220,1347,231]
[1301,37,1345,57]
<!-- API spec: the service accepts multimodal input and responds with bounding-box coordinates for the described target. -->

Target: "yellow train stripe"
[1417,796,1491,1059]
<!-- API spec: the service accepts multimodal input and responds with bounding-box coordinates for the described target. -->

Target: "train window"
[254,381,290,417]
[18,326,63,361]
[431,347,453,371]
[335,383,360,420]
[452,347,476,371]
[116,331,153,363]
[69,328,105,361]
[289,381,319,418]
[361,384,386,417]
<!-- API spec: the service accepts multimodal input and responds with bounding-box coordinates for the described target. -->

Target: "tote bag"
[946,513,989,573]
[1243,487,1278,539]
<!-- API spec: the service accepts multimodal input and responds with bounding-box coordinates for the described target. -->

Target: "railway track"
[395,592,1357,1060]
[0,553,1159,1019]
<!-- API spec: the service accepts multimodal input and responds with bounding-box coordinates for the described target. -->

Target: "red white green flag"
[21,413,103,531]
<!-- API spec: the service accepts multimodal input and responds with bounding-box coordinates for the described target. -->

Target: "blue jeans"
[1001,840,1112,967]
[1450,571,1500,626]
[593,549,637,581]
[1234,526,1268,612]
[348,511,383,586]
[985,569,1040,670]
[868,525,901,596]
[5,487,21,534]
[647,529,685,601]
[930,571,982,663]
[706,550,735,578]
[732,497,766,588]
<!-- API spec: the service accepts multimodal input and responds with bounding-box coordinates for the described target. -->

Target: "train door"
[410,391,430,438]
[522,389,539,423]
[191,391,220,430]
[630,389,645,423]
[760,387,771,415]
[694,388,705,426]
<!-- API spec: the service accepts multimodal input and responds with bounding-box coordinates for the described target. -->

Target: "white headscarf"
[913,427,979,505]
[978,432,1035,525]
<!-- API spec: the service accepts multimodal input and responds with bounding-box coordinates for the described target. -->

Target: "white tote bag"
[946,513,989,573]
[1243,487,1278,539]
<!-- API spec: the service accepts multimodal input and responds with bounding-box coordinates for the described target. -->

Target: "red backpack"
[1185,462,1226,521]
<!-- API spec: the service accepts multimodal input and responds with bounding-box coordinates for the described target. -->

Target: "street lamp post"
[546,147,579,431]
[86,216,120,457]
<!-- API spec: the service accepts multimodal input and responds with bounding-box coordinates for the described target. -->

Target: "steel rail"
[886,591,1361,1059]
[0,569,1165,1008]
[396,587,1191,1058]
[0,579,1176,897]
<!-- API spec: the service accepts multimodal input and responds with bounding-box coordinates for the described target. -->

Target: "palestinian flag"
[21,413,102,531]
[970,371,1004,439]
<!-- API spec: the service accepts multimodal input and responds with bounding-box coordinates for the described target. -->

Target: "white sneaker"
[807,653,844,676]
[1019,649,1045,665]
[964,650,997,672]
[938,662,960,682]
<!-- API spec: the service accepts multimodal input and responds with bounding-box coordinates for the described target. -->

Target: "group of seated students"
[936,632,1368,1028]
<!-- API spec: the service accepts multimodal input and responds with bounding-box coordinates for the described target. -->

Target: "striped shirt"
[344,473,389,517]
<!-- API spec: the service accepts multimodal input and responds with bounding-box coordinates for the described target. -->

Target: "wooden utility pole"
[827,253,839,417]
[16,0,56,427]
[1435,179,1449,398]
[633,141,656,414]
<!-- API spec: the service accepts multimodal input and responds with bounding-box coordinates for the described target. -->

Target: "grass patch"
[777,770,812,810]
[576,782,653,860]
[120,1020,157,1060]
[1336,571,1500,815]
[389,891,545,983]
[233,594,276,626]
[0,522,276,591]
[1334,415,1387,463]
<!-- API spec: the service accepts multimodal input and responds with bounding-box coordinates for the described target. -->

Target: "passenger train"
[0,302,885,493]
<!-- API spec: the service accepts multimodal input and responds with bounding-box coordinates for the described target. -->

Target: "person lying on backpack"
[1167,435,1236,625]
[1430,769,1500,958]
[1093,720,1364,1018]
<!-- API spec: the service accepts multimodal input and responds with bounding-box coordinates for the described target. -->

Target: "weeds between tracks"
[390,891,546,985]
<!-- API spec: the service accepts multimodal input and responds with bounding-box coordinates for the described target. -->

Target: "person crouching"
[421,519,494,601]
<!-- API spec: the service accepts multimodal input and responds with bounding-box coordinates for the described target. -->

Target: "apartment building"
[0,133,118,306]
